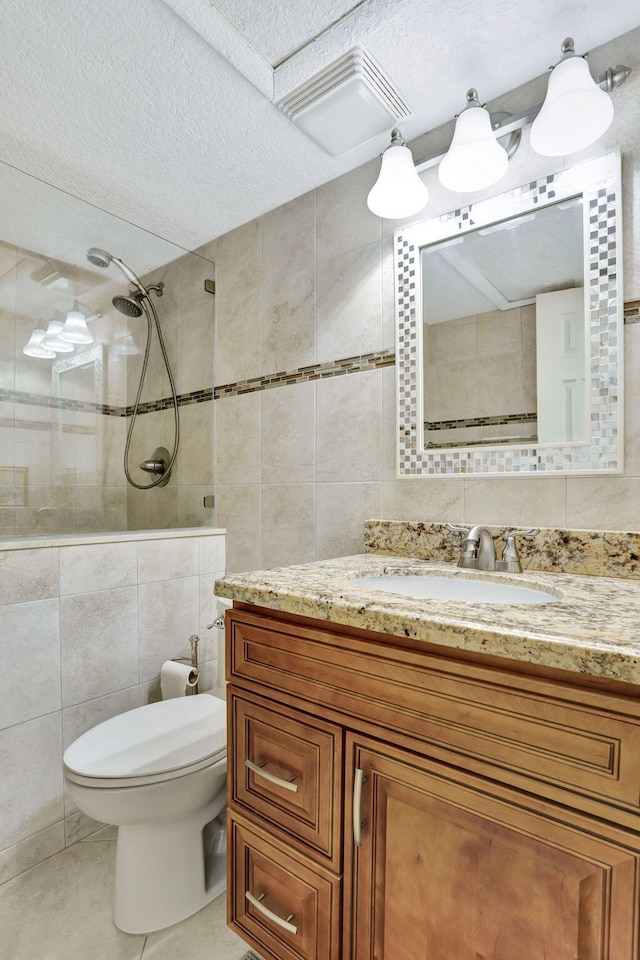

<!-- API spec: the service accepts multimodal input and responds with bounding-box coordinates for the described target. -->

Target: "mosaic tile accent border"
[396,150,623,476]
[426,412,537,431]
[1,350,396,415]
[624,299,640,325]
[364,519,640,580]
[214,349,396,399]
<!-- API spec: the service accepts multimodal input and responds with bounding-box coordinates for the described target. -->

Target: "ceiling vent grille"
[277,48,412,157]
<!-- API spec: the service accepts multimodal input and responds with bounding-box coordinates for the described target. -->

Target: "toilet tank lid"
[63,694,226,779]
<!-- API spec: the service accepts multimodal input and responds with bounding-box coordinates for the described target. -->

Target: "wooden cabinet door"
[347,735,640,960]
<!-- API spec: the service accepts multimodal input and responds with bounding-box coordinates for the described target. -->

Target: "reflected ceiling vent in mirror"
[277,47,412,157]
[30,258,77,289]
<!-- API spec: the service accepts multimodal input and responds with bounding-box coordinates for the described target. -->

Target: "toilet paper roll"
[160,660,199,699]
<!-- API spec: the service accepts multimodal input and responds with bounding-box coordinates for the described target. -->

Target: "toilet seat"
[63,694,226,789]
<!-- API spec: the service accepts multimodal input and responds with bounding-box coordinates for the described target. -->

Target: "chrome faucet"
[446,523,539,572]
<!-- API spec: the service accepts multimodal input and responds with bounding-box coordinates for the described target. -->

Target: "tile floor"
[0,828,254,960]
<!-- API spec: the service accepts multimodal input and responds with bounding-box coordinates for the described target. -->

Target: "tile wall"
[214,27,640,571]
[0,529,226,886]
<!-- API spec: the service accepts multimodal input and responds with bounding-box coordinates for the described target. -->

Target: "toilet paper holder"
[171,634,200,694]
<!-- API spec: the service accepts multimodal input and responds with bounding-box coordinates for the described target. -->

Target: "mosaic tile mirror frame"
[395,149,623,476]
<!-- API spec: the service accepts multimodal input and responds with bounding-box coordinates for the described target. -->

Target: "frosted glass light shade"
[530,55,614,156]
[367,142,429,219]
[42,320,74,353]
[23,328,56,359]
[60,310,94,344]
[438,104,509,192]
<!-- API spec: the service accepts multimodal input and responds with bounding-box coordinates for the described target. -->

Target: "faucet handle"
[445,522,469,535]
[497,527,539,572]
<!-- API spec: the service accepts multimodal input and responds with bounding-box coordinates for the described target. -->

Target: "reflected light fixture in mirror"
[367,37,630,220]
[60,306,93,345]
[437,88,509,192]
[366,128,429,218]
[41,319,74,353]
[22,328,56,359]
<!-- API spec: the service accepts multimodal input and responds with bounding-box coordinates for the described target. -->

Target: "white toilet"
[63,692,227,934]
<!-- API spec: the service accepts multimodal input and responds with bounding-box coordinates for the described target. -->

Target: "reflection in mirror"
[421,199,585,450]
[396,150,622,477]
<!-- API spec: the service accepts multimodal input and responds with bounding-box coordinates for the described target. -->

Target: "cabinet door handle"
[245,890,298,934]
[353,767,366,847]
[245,758,299,793]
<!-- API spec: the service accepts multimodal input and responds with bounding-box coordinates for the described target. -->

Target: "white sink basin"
[353,575,558,605]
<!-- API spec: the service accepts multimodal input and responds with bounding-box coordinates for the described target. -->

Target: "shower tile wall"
[0,529,226,886]
[0,236,215,537]
[214,28,640,572]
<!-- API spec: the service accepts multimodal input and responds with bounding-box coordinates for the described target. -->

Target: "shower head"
[86,247,147,291]
[86,247,113,269]
[112,294,144,318]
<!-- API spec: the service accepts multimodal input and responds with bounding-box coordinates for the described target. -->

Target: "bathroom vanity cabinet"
[225,604,640,960]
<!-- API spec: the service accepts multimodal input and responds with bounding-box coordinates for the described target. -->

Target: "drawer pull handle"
[245,758,299,793]
[245,890,298,934]
[353,766,367,847]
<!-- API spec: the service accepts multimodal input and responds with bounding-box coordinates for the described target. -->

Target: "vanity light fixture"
[366,128,429,218]
[529,38,615,156]
[368,36,630,219]
[22,328,56,359]
[437,89,509,193]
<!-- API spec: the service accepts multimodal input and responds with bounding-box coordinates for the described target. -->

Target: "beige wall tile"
[0,713,64,849]
[0,548,58,606]
[215,284,262,385]
[463,477,566,528]
[137,577,200,681]
[382,478,465,523]
[59,541,137,595]
[316,482,382,560]
[566,477,640,531]
[261,483,315,569]
[316,241,382,363]
[316,162,380,262]
[382,366,398,483]
[262,191,315,282]
[476,308,522,357]
[177,303,214,395]
[197,533,226,576]
[262,265,316,374]
[176,400,213,486]
[60,586,138,706]
[177,485,216,528]
[214,484,260,573]
[261,382,315,484]
[137,536,198,583]
[316,371,382,483]
[0,599,61,730]
[216,216,262,296]
[216,392,261,485]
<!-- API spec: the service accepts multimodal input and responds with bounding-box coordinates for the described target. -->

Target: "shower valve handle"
[139,458,167,475]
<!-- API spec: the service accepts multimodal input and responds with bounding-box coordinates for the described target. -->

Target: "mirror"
[396,150,623,477]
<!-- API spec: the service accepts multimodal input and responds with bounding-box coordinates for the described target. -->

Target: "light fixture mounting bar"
[414,60,630,175]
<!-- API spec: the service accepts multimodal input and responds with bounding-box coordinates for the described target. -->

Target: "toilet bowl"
[63,692,227,934]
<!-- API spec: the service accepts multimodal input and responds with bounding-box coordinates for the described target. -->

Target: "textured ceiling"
[0,0,639,253]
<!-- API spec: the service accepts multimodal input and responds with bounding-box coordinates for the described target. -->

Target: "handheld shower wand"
[86,247,148,294]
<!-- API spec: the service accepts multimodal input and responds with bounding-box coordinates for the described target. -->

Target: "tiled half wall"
[0,528,226,886]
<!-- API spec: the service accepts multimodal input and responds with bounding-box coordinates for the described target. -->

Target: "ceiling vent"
[277,48,412,157]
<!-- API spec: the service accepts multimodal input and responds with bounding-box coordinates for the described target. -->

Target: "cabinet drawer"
[229,689,343,870]
[229,609,640,813]
[228,811,341,960]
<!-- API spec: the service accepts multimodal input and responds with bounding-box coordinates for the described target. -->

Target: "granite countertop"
[215,554,640,685]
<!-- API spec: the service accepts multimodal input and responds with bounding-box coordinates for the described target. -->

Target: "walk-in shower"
[87,247,180,490]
